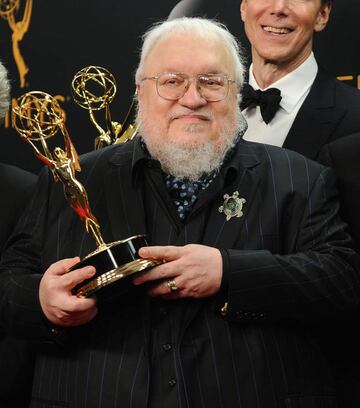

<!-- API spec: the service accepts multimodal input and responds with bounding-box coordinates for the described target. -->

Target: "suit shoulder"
[241,140,326,175]
[79,140,135,168]
[318,69,360,104]
[321,133,360,165]
[334,78,360,104]
[326,132,360,151]
[0,163,37,192]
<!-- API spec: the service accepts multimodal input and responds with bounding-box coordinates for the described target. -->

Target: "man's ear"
[314,2,332,33]
[240,0,247,23]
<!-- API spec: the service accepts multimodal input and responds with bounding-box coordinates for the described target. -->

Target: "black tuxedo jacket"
[0,140,359,408]
[318,133,360,408]
[318,133,360,251]
[0,163,37,407]
[283,69,360,160]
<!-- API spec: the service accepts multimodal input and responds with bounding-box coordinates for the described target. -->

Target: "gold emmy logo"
[0,0,32,88]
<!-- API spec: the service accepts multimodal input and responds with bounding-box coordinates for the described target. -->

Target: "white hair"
[0,61,10,122]
[135,17,245,87]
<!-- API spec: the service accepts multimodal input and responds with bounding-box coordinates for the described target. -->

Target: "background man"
[240,0,360,159]
[318,134,360,408]
[239,1,360,405]
[0,60,37,407]
[0,18,359,408]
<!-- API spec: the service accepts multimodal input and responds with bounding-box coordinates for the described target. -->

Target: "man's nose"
[270,0,289,15]
[177,80,208,108]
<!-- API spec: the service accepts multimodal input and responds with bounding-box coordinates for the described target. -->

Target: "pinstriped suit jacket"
[0,138,359,408]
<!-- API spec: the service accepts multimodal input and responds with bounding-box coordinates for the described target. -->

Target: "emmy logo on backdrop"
[0,0,32,88]
[12,91,161,297]
[72,65,139,150]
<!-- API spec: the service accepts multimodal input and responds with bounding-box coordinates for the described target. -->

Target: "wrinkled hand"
[39,257,98,327]
[133,244,223,299]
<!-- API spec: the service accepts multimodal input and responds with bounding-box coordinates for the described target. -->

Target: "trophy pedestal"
[70,235,160,297]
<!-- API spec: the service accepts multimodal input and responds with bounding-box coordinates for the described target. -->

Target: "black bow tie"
[240,83,282,124]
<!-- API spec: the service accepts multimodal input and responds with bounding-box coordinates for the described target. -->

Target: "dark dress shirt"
[131,145,237,407]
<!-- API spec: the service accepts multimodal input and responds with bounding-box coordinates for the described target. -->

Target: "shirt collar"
[132,137,151,168]
[131,137,160,185]
[131,135,242,186]
[249,52,318,114]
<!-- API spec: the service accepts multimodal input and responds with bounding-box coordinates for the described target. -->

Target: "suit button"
[168,379,177,387]
[162,343,172,351]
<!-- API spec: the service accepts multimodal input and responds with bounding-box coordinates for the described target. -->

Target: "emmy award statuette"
[0,0,32,88]
[12,91,161,297]
[72,65,139,150]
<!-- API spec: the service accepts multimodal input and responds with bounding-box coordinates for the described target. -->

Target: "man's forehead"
[143,34,233,75]
[242,0,324,6]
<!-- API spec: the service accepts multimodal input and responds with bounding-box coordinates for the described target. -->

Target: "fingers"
[135,244,223,300]
[46,257,81,276]
[133,261,180,286]
[50,299,98,327]
[40,258,98,327]
[138,245,181,262]
[46,257,96,290]
[62,293,97,313]
[147,278,183,299]
[134,246,183,286]
[62,265,96,290]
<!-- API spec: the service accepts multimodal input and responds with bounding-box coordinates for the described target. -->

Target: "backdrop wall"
[1,0,359,173]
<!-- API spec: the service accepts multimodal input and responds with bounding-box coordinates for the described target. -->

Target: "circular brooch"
[218,191,246,221]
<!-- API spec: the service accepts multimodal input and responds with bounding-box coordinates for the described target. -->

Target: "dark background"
[1,0,359,173]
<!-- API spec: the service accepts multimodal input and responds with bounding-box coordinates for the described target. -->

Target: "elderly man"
[239,0,360,159]
[0,61,37,407]
[0,18,359,408]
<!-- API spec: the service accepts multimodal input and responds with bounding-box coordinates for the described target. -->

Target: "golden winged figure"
[0,0,32,88]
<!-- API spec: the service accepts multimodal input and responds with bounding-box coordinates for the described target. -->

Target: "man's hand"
[133,244,223,299]
[39,257,98,327]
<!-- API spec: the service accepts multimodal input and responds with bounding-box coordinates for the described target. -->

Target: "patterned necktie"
[240,83,282,124]
[165,173,216,221]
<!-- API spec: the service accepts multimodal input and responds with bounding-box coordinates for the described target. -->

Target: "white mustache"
[168,109,213,121]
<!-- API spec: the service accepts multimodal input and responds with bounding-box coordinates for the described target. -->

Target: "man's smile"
[262,25,293,35]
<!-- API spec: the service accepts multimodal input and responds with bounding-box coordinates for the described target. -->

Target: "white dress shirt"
[242,53,318,147]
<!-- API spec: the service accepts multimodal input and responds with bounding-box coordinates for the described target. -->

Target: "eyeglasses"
[141,72,236,102]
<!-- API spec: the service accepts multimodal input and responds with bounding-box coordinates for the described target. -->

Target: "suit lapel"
[180,142,262,338]
[103,144,147,242]
[284,69,346,159]
[202,142,262,249]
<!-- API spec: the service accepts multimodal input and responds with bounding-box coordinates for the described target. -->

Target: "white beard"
[136,106,246,182]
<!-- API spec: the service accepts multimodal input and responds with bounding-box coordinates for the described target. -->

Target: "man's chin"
[169,131,211,149]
